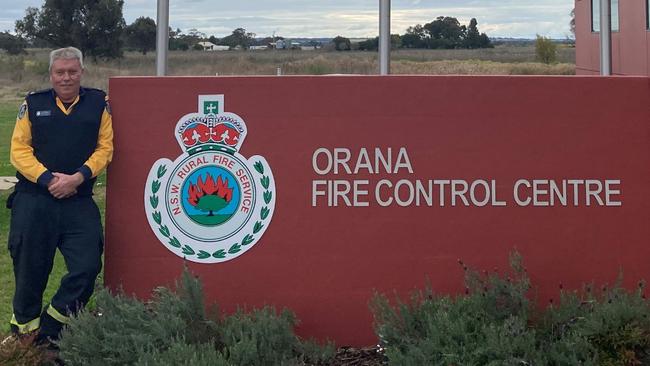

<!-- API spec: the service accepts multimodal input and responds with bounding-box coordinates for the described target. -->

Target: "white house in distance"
[197,41,230,51]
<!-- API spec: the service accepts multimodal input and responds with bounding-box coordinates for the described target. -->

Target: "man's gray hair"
[49,47,84,71]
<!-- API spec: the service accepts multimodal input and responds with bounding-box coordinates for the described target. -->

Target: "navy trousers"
[8,191,103,338]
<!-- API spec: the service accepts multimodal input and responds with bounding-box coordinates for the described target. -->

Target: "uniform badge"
[17,103,27,120]
[144,95,276,264]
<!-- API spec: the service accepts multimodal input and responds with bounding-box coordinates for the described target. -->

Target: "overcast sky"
[1,0,574,39]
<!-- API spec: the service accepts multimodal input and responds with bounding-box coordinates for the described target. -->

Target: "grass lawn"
[0,102,17,177]
[1,102,16,331]
[0,101,106,334]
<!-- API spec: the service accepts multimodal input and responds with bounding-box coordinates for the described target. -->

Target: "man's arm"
[10,101,56,187]
[79,99,114,180]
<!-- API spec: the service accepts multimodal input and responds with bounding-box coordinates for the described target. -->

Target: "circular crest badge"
[144,95,276,264]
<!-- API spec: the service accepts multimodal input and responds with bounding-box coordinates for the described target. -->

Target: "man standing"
[7,47,113,343]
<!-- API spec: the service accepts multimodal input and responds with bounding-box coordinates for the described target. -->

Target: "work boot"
[34,335,64,365]
[3,325,38,346]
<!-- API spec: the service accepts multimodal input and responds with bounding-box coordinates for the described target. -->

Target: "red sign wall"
[106,76,650,346]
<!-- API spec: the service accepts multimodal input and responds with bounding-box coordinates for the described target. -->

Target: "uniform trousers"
[8,191,103,338]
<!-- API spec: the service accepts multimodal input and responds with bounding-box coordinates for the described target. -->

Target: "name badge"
[36,110,52,117]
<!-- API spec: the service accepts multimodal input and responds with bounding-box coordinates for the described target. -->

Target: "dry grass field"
[0,45,575,95]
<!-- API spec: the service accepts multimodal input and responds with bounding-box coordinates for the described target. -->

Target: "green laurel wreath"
[148,160,273,261]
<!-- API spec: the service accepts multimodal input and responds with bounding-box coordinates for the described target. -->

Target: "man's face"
[50,58,83,102]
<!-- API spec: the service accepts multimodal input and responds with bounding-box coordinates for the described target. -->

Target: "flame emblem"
[186,173,234,217]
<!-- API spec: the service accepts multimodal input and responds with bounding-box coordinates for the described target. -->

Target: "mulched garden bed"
[325,346,387,366]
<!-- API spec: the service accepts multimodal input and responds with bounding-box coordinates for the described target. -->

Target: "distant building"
[250,45,268,50]
[197,42,229,51]
[575,0,650,75]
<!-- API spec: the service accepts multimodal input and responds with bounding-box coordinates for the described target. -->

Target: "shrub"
[135,341,228,366]
[372,251,541,365]
[0,32,26,55]
[536,35,557,64]
[58,267,334,365]
[372,252,650,365]
[540,279,650,365]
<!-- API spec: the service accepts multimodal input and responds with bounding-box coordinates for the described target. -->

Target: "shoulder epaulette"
[82,87,107,95]
[27,88,53,97]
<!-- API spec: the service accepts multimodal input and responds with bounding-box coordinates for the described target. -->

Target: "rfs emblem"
[144,95,276,263]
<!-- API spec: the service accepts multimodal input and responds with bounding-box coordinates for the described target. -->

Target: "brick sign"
[106,76,650,346]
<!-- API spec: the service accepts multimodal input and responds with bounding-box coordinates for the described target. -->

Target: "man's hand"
[48,172,83,199]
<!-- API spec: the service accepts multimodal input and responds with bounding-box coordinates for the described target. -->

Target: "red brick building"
[575,0,650,75]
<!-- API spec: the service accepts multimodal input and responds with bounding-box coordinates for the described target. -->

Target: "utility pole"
[379,0,391,75]
[599,0,612,75]
[156,0,169,76]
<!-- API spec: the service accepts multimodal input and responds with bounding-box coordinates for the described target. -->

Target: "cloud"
[1,0,574,39]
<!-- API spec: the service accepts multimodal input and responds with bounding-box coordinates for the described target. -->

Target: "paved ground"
[0,176,17,191]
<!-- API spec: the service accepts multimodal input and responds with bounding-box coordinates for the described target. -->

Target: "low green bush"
[135,341,228,366]
[5,252,647,365]
[540,280,650,366]
[372,252,650,366]
[57,268,334,366]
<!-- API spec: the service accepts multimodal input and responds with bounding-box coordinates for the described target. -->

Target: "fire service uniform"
[7,87,113,339]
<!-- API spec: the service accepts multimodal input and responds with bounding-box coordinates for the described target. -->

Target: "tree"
[186,174,233,217]
[0,32,27,54]
[125,16,156,55]
[14,7,39,44]
[220,28,255,49]
[169,28,189,51]
[477,33,492,49]
[15,0,126,59]
[569,8,576,42]
[332,36,351,51]
[401,17,491,50]
[187,28,206,40]
[391,34,402,49]
[77,0,126,59]
[401,24,427,48]
[359,34,401,51]
[168,28,206,51]
[535,35,557,64]
[464,18,480,48]
[358,37,378,51]
[463,18,492,49]
[424,16,466,49]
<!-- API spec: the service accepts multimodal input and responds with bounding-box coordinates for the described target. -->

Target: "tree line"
[345,16,492,51]
[0,0,492,57]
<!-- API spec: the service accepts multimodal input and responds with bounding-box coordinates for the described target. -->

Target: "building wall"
[575,0,650,75]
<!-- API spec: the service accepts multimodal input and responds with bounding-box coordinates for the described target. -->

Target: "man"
[7,46,113,344]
